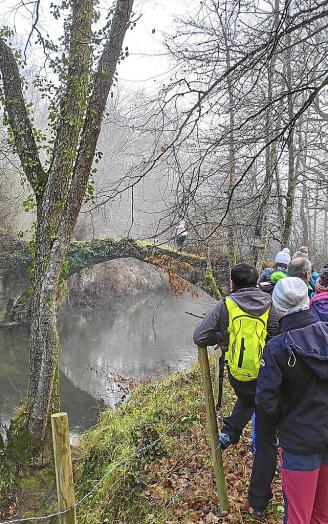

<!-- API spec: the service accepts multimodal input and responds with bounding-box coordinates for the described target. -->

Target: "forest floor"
[74,356,283,523]
[1,356,283,523]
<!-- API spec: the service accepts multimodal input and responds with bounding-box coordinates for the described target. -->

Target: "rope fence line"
[0,412,187,524]
[0,348,226,523]
[0,440,222,524]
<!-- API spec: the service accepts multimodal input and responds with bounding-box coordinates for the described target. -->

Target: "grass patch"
[0,405,57,520]
[75,364,204,523]
[0,447,16,515]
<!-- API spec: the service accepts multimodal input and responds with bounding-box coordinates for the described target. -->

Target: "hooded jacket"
[193,286,279,348]
[256,311,328,454]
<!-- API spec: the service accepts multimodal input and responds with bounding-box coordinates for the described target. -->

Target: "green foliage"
[5,402,34,468]
[0,418,56,517]
[22,195,36,213]
[0,448,16,511]
[0,26,14,40]
[65,240,95,273]
[60,259,69,280]
[85,178,95,203]
[273,503,284,521]
[59,259,69,294]
[135,239,203,260]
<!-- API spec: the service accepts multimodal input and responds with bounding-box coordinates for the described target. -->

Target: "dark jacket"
[259,265,287,284]
[259,267,274,284]
[193,286,279,348]
[256,309,328,455]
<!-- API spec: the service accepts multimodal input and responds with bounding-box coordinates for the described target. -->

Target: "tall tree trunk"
[0,0,134,445]
[324,193,328,256]
[220,16,237,267]
[298,112,310,249]
[28,0,94,407]
[300,179,309,247]
[312,184,319,255]
[281,15,297,247]
[28,0,134,442]
[251,0,279,268]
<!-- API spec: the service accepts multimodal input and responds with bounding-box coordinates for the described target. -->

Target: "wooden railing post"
[51,412,77,524]
[198,346,229,512]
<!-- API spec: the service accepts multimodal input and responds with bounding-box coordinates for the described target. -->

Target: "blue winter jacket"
[256,310,328,455]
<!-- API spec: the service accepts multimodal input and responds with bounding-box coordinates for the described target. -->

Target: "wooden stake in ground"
[198,346,229,512]
[51,412,77,524]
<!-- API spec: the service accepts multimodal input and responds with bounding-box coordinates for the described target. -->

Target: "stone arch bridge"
[0,234,229,322]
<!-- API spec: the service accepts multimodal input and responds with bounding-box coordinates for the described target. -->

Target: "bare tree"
[0,0,134,445]
[126,0,328,263]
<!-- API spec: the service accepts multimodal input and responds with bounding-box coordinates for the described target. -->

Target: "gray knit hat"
[272,277,309,317]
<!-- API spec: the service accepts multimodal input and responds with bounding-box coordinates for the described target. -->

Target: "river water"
[0,291,214,436]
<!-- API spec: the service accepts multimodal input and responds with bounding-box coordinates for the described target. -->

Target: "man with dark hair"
[193,263,279,452]
[230,263,259,288]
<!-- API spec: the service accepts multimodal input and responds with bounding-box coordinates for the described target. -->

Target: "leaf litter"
[142,386,283,524]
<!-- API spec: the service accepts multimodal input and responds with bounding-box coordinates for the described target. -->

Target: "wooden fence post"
[51,412,77,524]
[198,346,229,512]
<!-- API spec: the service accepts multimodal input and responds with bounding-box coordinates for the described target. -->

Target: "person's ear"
[230,279,235,291]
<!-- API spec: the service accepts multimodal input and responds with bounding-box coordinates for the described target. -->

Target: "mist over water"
[0,290,214,433]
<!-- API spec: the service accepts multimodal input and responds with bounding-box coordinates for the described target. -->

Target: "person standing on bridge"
[175,218,188,249]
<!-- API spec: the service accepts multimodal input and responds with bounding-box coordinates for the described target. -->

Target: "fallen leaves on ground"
[142,391,283,524]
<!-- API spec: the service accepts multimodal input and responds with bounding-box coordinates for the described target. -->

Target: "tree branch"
[313,95,328,122]
[60,0,134,238]
[0,39,45,197]
[24,0,41,59]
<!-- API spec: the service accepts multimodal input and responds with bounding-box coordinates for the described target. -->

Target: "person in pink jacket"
[309,268,328,322]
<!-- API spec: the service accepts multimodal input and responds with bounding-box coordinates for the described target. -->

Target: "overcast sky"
[119,0,199,92]
[1,0,200,94]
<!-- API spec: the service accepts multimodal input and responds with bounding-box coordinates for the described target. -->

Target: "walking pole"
[198,346,229,512]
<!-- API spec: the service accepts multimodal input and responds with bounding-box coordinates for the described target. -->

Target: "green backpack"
[225,297,270,382]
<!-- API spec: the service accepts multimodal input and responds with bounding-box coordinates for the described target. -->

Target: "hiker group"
[193,246,328,524]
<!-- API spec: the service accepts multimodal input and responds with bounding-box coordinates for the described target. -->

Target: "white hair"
[288,257,312,278]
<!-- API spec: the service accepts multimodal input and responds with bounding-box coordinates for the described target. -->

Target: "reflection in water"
[0,290,214,432]
[0,326,100,434]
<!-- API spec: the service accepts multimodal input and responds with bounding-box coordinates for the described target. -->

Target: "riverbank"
[1,358,283,523]
[74,358,283,523]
